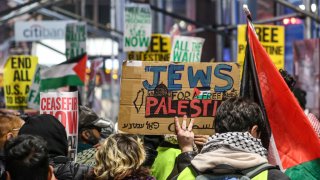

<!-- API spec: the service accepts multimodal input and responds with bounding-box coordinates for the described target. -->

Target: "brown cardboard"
[119,61,240,135]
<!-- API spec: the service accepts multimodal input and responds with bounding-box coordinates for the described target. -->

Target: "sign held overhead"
[124,3,152,52]
[4,56,38,109]
[237,24,285,71]
[127,34,171,61]
[119,61,240,135]
[170,36,205,62]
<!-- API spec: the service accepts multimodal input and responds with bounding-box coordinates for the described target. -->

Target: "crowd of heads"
[0,95,318,180]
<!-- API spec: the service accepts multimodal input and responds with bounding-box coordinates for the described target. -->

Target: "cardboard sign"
[170,36,205,62]
[15,20,75,41]
[127,34,171,61]
[3,56,38,109]
[28,65,47,109]
[119,61,240,135]
[124,3,152,52]
[65,23,86,59]
[40,91,78,161]
[238,24,285,71]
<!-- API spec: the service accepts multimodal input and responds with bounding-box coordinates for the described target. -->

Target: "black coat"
[0,152,5,180]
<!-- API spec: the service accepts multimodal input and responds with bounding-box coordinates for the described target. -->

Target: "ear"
[48,165,55,180]
[6,171,11,180]
[6,133,14,140]
[249,125,260,138]
[81,130,90,140]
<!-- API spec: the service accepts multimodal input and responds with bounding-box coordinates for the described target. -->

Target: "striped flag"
[241,18,320,179]
[40,54,87,90]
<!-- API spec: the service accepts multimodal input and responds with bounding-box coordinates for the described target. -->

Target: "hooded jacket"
[168,132,289,180]
[170,148,289,180]
[19,114,90,180]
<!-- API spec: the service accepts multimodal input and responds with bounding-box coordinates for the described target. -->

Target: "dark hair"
[279,69,296,89]
[215,97,266,134]
[279,69,307,109]
[4,135,49,180]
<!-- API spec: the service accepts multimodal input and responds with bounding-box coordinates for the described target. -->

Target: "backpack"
[192,163,279,180]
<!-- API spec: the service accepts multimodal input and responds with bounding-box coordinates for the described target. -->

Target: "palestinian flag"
[241,18,320,179]
[40,54,87,90]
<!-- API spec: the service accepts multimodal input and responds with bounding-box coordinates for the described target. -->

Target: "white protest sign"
[15,20,75,41]
[65,23,87,59]
[170,36,205,62]
[124,3,152,52]
[40,91,78,161]
[28,65,47,110]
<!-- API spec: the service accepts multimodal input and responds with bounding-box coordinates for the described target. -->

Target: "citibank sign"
[15,21,75,41]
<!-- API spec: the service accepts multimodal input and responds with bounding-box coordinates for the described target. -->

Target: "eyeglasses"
[0,127,21,137]
[11,127,20,132]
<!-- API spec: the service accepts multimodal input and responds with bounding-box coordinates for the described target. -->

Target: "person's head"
[93,134,146,180]
[215,97,266,138]
[279,69,307,109]
[18,114,68,157]
[0,112,24,150]
[4,135,54,180]
[79,106,114,146]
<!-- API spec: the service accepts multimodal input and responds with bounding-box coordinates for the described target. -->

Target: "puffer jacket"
[50,156,91,180]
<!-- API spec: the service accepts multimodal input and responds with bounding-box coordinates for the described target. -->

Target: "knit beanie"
[19,114,68,157]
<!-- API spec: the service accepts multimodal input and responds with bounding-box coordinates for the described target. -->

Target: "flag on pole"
[241,13,320,180]
[40,54,87,91]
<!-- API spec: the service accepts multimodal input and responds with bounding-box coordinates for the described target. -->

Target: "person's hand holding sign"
[174,115,194,152]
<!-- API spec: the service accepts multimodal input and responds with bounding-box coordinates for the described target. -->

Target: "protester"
[4,135,56,180]
[0,111,24,180]
[169,97,289,180]
[142,135,164,168]
[150,135,181,180]
[77,106,115,166]
[18,114,90,180]
[280,69,320,138]
[88,134,155,180]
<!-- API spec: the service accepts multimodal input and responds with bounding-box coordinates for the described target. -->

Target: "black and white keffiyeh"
[201,132,267,158]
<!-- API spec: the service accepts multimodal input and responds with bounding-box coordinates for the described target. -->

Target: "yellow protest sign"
[127,34,171,61]
[4,56,38,109]
[238,24,285,71]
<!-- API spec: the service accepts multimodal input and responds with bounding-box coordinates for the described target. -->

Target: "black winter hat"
[18,114,68,157]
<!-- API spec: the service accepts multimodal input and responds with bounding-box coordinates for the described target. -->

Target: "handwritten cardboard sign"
[40,91,78,161]
[127,34,171,61]
[170,36,205,62]
[119,61,240,135]
[124,3,152,52]
[65,22,86,59]
[238,24,285,71]
[3,56,38,109]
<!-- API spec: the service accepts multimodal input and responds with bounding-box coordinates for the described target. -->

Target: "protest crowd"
[1,1,320,180]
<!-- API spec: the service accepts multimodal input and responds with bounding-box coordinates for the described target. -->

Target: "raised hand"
[174,115,195,152]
